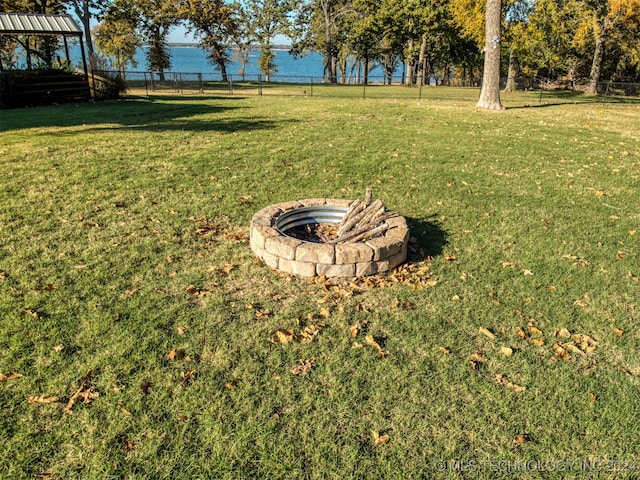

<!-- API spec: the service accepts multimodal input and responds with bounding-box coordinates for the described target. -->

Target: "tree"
[180,0,237,81]
[94,17,141,75]
[241,0,291,81]
[131,0,179,80]
[66,0,110,68]
[580,0,640,93]
[476,0,504,110]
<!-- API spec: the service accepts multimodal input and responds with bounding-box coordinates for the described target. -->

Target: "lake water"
[57,44,404,83]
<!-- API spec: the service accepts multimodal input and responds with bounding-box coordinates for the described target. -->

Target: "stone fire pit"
[250,198,409,278]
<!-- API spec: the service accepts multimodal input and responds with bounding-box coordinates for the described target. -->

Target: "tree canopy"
[2,0,639,83]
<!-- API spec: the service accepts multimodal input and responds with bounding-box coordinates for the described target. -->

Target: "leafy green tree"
[241,0,292,81]
[65,0,111,67]
[180,0,238,81]
[93,17,141,75]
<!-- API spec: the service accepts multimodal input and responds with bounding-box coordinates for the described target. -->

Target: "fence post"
[198,73,203,93]
[228,75,233,95]
[603,81,610,104]
[419,82,423,100]
[258,74,263,96]
[310,77,313,97]
[362,80,366,99]
[144,71,149,97]
[150,72,155,92]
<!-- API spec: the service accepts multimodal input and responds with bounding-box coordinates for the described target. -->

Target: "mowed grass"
[1,89,639,479]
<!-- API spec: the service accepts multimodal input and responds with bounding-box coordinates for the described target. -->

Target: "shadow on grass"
[0,95,287,134]
[507,89,640,109]
[405,215,448,262]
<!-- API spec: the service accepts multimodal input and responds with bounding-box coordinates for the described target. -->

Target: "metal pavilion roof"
[0,13,83,36]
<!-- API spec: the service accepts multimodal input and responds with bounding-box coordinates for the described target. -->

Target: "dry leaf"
[501,261,515,268]
[165,348,178,361]
[500,346,513,357]
[180,370,196,385]
[255,309,271,319]
[563,343,586,356]
[349,321,362,338]
[553,343,571,360]
[512,434,528,446]
[530,338,545,347]
[528,326,543,336]
[555,328,572,338]
[220,263,238,274]
[319,307,331,318]
[298,324,324,344]
[53,344,64,352]
[438,346,451,355]
[479,327,496,339]
[0,371,23,382]
[28,395,58,405]
[290,358,315,376]
[517,327,526,340]
[364,335,388,357]
[177,326,187,335]
[613,327,624,337]
[371,430,390,446]
[522,269,534,276]
[495,373,526,393]
[270,329,297,344]
[64,385,99,414]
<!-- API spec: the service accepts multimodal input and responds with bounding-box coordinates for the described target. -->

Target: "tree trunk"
[503,46,518,92]
[404,37,415,86]
[587,23,607,94]
[323,1,337,83]
[417,34,427,86]
[476,0,504,110]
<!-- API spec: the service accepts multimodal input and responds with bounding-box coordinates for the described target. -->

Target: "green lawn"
[1,89,639,479]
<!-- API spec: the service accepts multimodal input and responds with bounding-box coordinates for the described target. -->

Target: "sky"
[168,25,290,45]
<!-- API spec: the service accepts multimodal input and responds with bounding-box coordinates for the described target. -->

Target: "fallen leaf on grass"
[165,348,187,361]
[438,346,451,355]
[180,370,196,386]
[28,395,58,405]
[553,343,571,360]
[512,434,529,446]
[19,309,38,318]
[290,359,315,376]
[349,321,362,338]
[0,371,23,382]
[53,344,64,352]
[365,335,388,357]
[470,350,486,370]
[255,309,271,319]
[479,327,496,339]
[270,329,296,344]
[185,285,212,297]
[528,326,543,337]
[613,327,624,337]
[371,430,390,446]
[500,347,513,357]
[495,374,525,393]
[298,324,324,344]
[63,385,99,414]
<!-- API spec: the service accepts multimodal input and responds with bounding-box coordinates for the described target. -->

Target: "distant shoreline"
[166,43,292,51]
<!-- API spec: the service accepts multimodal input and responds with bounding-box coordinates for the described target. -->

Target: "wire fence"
[109,70,640,105]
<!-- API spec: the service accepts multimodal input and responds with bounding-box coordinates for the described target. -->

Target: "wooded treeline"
[2,0,640,90]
